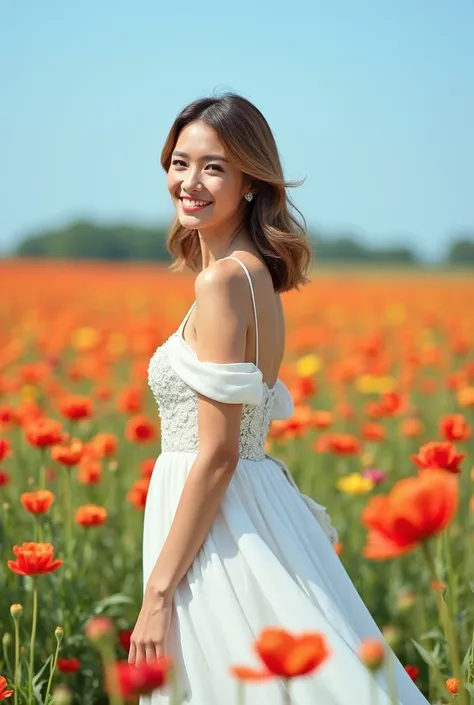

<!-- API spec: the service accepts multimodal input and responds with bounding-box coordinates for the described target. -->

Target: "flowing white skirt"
[141,452,429,705]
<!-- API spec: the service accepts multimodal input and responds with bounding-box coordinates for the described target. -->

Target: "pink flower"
[362,469,386,486]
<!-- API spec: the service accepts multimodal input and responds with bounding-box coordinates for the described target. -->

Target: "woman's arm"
[146,259,251,604]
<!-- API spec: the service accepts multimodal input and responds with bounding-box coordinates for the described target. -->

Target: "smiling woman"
[131,93,431,705]
[160,93,312,292]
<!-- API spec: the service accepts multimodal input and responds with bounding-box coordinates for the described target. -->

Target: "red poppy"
[140,458,156,479]
[412,441,465,474]
[88,432,118,458]
[126,477,150,510]
[117,385,143,414]
[57,658,81,673]
[362,471,458,560]
[439,414,471,443]
[400,418,424,438]
[59,395,93,421]
[119,629,132,653]
[446,677,460,694]
[25,418,64,448]
[105,658,171,698]
[311,411,333,430]
[125,415,156,443]
[0,439,11,462]
[51,439,84,466]
[328,434,360,456]
[0,470,10,487]
[20,490,54,515]
[77,459,102,485]
[75,504,108,527]
[8,542,63,576]
[362,423,386,442]
[0,675,13,700]
[231,627,330,681]
[404,665,420,681]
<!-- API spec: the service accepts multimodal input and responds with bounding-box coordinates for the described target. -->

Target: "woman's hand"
[128,589,173,665]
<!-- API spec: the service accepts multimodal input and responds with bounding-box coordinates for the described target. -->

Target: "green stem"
[422,543,467,705]
[28,579,38,705]
[383,649,398,705]
[13,619,20,705]
[236,681,245,705]
[99,641,124,705]
[370,671,380,705]
[282,678,291,705]
[40,447,47,489]
[43,638,61,705]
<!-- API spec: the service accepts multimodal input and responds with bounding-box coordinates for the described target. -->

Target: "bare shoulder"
[194,256,260,316]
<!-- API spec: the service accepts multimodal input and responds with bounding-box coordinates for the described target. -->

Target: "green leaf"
[92,593,135,614]
[410,639,441,669]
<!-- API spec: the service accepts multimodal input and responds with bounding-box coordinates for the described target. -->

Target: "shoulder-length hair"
[161,93,313,293]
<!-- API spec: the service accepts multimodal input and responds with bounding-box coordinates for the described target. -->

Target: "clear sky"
[1,0,473,261]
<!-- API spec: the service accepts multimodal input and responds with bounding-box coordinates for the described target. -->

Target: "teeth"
[182,198,210,207]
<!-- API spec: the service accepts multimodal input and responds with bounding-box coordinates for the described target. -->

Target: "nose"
[182,167,203,193]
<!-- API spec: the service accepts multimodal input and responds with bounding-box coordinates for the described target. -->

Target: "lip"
[179,196,213,213]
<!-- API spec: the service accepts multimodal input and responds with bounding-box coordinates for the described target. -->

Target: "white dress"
[143,256,429,705]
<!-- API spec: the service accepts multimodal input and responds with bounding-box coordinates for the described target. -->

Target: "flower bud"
[55,626,64,642]
[85,616,114,644]
[2,632,12,646]
[10,604,23,619]
[382,624,401,648]
[446,678,459,694]
[52,684,72,705]
[397,590,416,612]
[358,638,385,671]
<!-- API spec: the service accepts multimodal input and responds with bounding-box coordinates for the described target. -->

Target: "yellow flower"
[71,327,100,352]
[337,473,374,495]
[384,304,405,326]
[296,354,322,377]
[20,384,38,402]
[355,375,395,395]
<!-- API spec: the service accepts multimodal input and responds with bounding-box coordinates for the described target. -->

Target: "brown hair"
[161,92,313,292]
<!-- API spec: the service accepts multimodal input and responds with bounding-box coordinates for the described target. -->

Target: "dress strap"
[223,256,259,368]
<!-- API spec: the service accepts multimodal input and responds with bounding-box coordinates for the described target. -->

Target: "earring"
[244,192,254,202]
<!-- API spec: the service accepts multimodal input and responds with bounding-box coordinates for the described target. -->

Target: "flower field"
[0,258,473,704]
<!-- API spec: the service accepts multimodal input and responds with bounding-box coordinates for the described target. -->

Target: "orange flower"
[400,418,424,438]
[231,627,330,681]
[310,410,333,430]
[88,432,118,458]
[75,504,108,527]
[439,414,471,443]
[24,418,64,448]
[116,385,143,414]
[51,439,84,466]
[357,638,385,671]
[0,438,11,462]
[328,433,360,456]
[125,415,156,443]
[457,386,474,408]
[8,542,63,576]
[126,477,150,510]
[362,471,458,560]
[140,458,156,479]
[412,441,465,474]
[77,459,102,485]
[0,676,13,700]
[362,423,386,442]
[446,677,459,694]
[59,395,93,421]
[20,490,54,515]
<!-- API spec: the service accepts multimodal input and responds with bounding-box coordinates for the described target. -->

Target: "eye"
[206,163,224,172]
[171,159,186,168]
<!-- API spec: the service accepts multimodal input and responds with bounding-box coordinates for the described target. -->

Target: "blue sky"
[1,0,473,261]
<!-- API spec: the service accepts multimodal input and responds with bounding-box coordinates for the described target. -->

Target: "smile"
[180,197,212,212]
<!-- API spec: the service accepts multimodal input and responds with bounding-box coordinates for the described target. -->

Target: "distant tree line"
[10,220,474,266]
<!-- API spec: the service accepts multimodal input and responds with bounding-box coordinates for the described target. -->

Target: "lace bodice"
[148,334,278,460]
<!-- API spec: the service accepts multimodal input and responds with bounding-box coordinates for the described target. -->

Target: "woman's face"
[167,121,249,233]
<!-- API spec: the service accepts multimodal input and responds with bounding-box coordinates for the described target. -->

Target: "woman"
[130,93,429,704]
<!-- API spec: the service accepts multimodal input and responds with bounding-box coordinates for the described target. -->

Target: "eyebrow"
[172,150,229,163]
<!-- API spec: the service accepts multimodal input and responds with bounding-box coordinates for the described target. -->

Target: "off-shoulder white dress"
[143,256,429,704]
